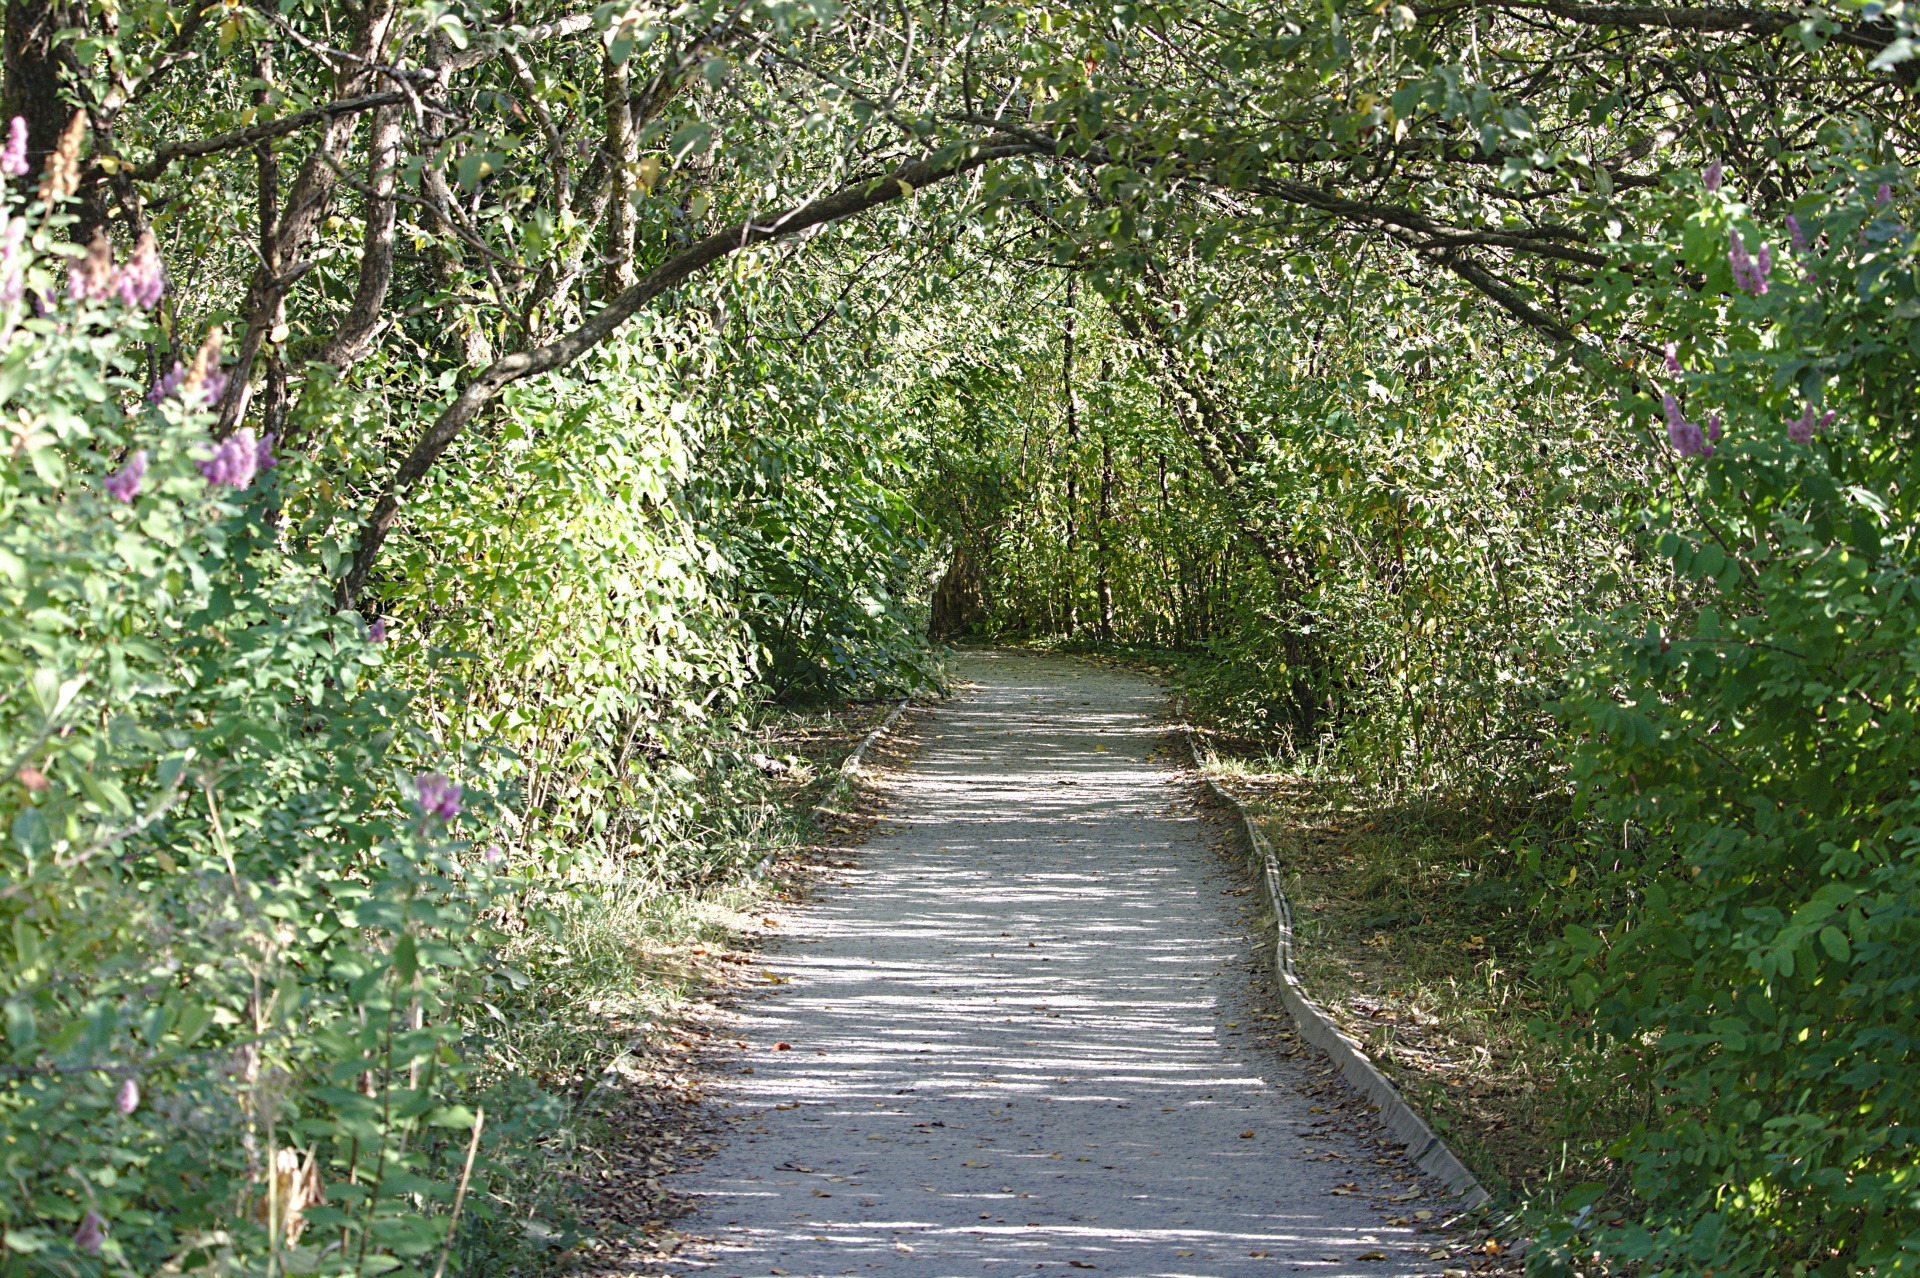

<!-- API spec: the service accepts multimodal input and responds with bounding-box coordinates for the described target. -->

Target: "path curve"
[675,651,1448,1277]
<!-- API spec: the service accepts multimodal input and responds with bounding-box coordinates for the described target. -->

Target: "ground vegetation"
[1,0,1918,1273]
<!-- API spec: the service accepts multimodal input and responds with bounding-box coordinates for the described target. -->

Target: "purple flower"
[415,771,462,821]
[197,428,260,491]
[482,844,506,865]
[73,1210,106,1255]
[115,1076,140,1115]
[103,449,148,502]
[1786,405,1835,444]
[148,361,185,404]
[1787,215,1807,252]
[0,217,23,309]
[1876,183,1892,206]
[1703,161,1723,193]
[1664,391,1712,458]
[67,229,113,302]
[0,117,26,177]
[111,231,164,309]
[369,617,387,643]
[255,431,276,474]
[1729,228,1770,295]
[1706,412,1722,444]
[1663,341,1682,374]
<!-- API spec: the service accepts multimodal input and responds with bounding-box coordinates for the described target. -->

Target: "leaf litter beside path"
[553,698,932,1277]
[1197,757,1649,1237]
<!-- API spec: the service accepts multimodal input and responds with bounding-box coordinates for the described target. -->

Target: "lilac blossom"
[151,335,229,408]
[115,1076,140,1115]
[1786,405,1836,444]
[0,217,26,309]
[1787,215,1807,252]
[103,449,148,502]
[1876,183,1893,206]
[1664,341,1682,374]
[415,772,463,821]
[1707,412,1722,444]
[73,1211,106,1255]
[67,230,112,302]
[1703,161,1723,193]
[0,117,26,177]
[197,428,260,490]
[369,617,388,643]
[112,231,164,308]
[1664,392,1712,458]
[148,362,185,403]
[1729,228,1771,295]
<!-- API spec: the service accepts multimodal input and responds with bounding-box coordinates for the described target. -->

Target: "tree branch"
[340,134,1043,605]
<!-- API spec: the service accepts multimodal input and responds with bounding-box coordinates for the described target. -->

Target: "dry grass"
[1202,758,1648,1212]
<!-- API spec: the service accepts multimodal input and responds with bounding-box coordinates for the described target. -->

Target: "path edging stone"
[842,697,913,775]
[1176,700,1491,1209]
[810,696,915,821]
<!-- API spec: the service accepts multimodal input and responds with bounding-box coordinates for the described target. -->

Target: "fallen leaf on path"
[1482,1239,1503,1255]
[1069,1263,1096,1270]
[774,1042,792,1051]
[963,1161,989,1168]
[1239,1130,1255,1139]
[1250,1251,1270,1258]
[1359,1252,1387,1261]
[812,1190,831,1197]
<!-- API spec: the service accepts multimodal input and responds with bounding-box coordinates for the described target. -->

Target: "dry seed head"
[181,326,223,399]
[37,111,87,203]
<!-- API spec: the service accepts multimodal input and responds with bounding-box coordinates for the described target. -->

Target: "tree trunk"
[2,0,68,171]
[928,544,988,641]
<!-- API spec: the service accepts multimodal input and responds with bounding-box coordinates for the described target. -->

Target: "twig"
[430,1107,486,1278]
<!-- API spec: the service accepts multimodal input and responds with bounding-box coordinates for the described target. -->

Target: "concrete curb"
[842,697,913,776]
[1176,701,1490,1209]
[810,696,916,822]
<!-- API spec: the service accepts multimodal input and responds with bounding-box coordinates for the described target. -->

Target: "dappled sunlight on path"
[672,651,1445,1278]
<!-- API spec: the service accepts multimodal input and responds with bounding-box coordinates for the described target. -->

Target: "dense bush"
[0,205,515,1273]
[1543,153,1920,1274]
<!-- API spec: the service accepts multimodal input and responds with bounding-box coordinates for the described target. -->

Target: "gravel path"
[675,651,1452,1278]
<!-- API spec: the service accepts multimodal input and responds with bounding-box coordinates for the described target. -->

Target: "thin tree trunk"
[602,52,637,296]
[1061,272,1079,637]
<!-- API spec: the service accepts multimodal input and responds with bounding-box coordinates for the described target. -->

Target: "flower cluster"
[1703,160,1724,193]
[1663,342,1682,374]
[414,772,463,820]
[103,449,148,502]
[151,329,227,407]
[0,116,25,178]
[1728,229,1771,295]
[369,617,388,643]
[73,1210,106,1255]
[1664,392,1716,458]
[1787,215,1807,253]
[1786,404,1835,444]
[68,229,164,308]
[0,217,24,310]
[197,428,274,491]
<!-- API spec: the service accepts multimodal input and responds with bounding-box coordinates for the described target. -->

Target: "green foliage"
[0,216,522,1276]
[1543,154,1920,1274]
